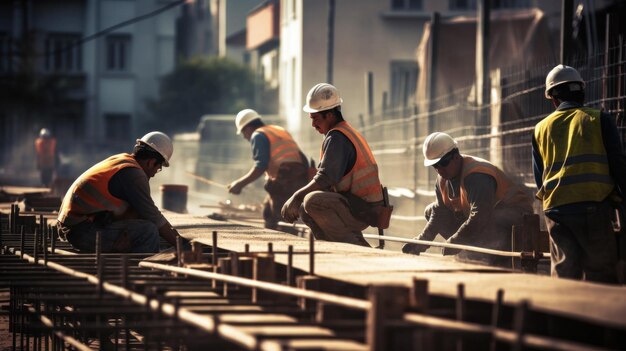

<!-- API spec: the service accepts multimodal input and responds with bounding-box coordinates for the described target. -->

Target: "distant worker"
[402,132,533,264]
[281,83,392,247]
[35,128,57,187]
[227,109,313,230]
[533,64,626,283]
[57,131,185,253]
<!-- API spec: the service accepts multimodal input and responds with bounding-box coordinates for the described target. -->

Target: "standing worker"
[227,109,313,230]
[402,132,532,265]
[533,64,626,283]
[35,128,57,187]
[281,83,392,247]
[57,131,186,253]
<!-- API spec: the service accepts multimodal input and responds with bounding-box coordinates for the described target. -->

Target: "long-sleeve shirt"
[419,172,497,242]
[108,167,167,228]
[249,131,270,171]
[532,101,626,213]
[313,130,356,189]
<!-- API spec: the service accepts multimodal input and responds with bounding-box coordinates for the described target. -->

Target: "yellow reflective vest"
[534,107,614,210]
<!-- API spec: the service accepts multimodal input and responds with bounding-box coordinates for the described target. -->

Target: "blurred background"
[1,0,625,248]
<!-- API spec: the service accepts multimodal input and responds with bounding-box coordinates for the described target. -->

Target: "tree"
[147,57,264,132]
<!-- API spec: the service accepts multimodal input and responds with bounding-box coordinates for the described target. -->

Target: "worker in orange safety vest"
[282,83,392,247]
[35,128,58,187]
[227,109,314,230]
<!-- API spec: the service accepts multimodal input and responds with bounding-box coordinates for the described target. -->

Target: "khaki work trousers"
[300,191,371,247]
[264,162,309,230]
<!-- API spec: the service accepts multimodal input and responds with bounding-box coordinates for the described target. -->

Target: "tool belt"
[340,191,393,229]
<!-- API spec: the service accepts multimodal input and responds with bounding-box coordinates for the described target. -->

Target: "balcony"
[246,1,279,51]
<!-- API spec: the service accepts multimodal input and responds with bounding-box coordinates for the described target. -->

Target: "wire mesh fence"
[315,40,626,227]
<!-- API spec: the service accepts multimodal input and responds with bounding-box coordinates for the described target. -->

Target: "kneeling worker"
[227,109,312,230]
[402,132,532,261]
[57,131,185,253]
[281,83,392,247]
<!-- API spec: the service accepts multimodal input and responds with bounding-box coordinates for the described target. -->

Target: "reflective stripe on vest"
[322,121,383,203]
[57,153,142,226]
[439,155,530,216]
[256,125,302,179]
[35,137,56,168]
[534,107,614,210]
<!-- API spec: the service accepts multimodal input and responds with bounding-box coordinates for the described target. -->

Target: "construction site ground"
[1,186,625,350]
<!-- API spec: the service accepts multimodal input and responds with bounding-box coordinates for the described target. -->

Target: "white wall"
[279,0,305,134]
[100,0,136,33]
[281,0,427,151]
[100,79,135,113]
[88,0,178,141]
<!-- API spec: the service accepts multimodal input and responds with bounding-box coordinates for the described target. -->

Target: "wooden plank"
[259,339,367,351]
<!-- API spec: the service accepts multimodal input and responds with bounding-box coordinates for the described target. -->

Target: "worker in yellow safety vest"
[227,109,314,230]
[533,64,626,283]
[402,132,533,265]
[57,132,186,253]
[281,83,392,247]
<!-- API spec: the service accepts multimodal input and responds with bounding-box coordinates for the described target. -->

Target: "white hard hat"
[303,83,343,113]
[39,128,51,137]
[423,132,458,167]
[545,64,585,99]
[235,109,261,135]
[136,131,173,167]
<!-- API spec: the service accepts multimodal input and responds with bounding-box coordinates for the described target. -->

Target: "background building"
[0,0,211,181]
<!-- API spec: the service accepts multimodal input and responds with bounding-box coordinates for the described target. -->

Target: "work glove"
[226,181,243,195]
[177,236,192,251]
[281,195,302,223]
[441,237,462,256]
[401,238,430,255]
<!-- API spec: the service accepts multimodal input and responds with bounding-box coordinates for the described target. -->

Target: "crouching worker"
[281,83,392,247]
[402,132,532,264]
[57,132,185,253]
[227,109,314,230]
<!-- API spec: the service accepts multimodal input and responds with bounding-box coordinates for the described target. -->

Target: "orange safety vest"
[439,155,531,216]
[322,121,383,203]
[35,137,56,169]
[58,153,142,226]
[256,125,303,179]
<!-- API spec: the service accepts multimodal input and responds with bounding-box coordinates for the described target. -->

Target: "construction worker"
[57,131,185,253]
[402,132,533,264]
[281,83,391,247]
[227,109,313,230]
[533,64,626,283]
[35,128,57,187]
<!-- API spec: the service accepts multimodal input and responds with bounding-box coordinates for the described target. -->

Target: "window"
[105,114,131,141]
[44,33,82,73]
[390,60,419,108]
[105,35,131,72]
[0,34,14,73]
[392,0,422,10]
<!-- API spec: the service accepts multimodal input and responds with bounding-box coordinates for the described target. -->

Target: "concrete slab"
[166,212,626,330]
